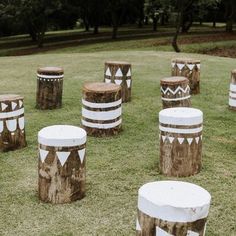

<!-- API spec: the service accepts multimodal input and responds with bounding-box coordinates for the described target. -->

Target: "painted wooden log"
[160,76,191,109]
[0,94,26,152]
[136,181,211,236]
[104,61,132,102]
[171,58,201,95]
[38,125,87,204]
[36,67,64,110]
[159,107,203,177]
[229,69,236,111]
[82,82,122,137]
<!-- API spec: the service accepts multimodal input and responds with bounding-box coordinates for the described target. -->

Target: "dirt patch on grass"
[200,46,236,58]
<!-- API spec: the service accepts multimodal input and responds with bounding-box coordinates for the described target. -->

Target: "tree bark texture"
[229,69,236,110]
[160,76,191,109]
[104,61,132,103]
[171,58,201,95]
[0,94,26,152]
[82,82,122,137]
[159,108,203,177]
[36,67,64,110]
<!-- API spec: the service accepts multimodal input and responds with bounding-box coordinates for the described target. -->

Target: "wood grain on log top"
[37,67,64,75]
[105,61,131,66]
[0,94,23,102]
[172,58,201,64]
[161,76,188,85]
[83,82,121,93]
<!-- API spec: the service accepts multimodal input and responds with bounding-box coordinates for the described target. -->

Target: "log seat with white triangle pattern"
[82,82,122,137]
[159,107,203,177]
[229,69,236,111]
[136,181,211,236]
[0,94,26,152]
[104,61,132,102]
[36,66,64,110]
[171,58,200,95]
[38,125,87,204]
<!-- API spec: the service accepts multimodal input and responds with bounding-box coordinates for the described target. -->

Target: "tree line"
[0,0,235,50]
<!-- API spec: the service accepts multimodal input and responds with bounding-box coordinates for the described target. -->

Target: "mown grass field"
[0,49,235,236]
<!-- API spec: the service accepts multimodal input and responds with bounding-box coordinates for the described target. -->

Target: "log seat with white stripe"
[38,125,87,204]
[82,82,122,137]
[136,181,211,236]
[0,94,26,151]
[160,76,191,109]
[36,66,64,110]
[159,107,203,177]
[229,69,236,111]
[171,58,201,95]
[104,61,132,102]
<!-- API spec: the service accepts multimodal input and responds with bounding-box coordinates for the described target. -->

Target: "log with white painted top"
[136,181,211,236]
[36,67,64,110]
[82,82,122,137]
[229,69,236,111]
[38,125,87,204]
[160,76,191,109]
[0,94,26,152]
[171,58,200,94]
[104,61,132,102]
[159,107,203,177]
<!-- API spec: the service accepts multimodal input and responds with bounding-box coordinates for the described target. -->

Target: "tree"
[224,0,236,32]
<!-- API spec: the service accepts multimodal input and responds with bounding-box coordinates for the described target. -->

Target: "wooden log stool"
[160,76,191,109]
[0,94,26,152]
[229,69,236,110]
[82,82,122,137]
[38,125,87,204]
[171,58,201,94]
[136,181,211,236]
[36,67,64,110]
[104,61,132,102]
[159,107,203,177]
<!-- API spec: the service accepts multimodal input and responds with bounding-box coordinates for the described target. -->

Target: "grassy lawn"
[0,50,235,236]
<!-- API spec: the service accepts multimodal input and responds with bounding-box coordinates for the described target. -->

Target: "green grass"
[0,50,235,236]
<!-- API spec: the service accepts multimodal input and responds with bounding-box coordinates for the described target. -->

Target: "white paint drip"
[78,149,86,163]
[39,149,49,163]
[115,68,123,77]
[136,218,141,231]
[56,151,71,166]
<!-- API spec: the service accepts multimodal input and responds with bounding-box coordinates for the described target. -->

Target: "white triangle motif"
[187,138,193,145]
[56,151,71,166]
[39,149,49,163]
[169,137,175,143]
[196,64,201,69]
[171,62,175,68]
[78,149,86,164]
[1,103,8,111]
[11,102,17,110]
[187,64,195,71]
[177,63,185,71]
[195,137,200,144]
[19,100,23,108]
[136,218,141,231]
[105,78,111,83]
[105,67,112,76]
[162,135,166,142]
[187,230,199,236]
[115,68,123,77]
[178,138,185,144]
[156,226,173,236]
[126,79,131,88]
[126,68,131,77]
[115,79,122,85]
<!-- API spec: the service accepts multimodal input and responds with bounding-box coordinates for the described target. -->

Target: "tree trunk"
[153,17,157,31]
[226,19,233,32]
[93,25,99,34]
[112,25,118,39]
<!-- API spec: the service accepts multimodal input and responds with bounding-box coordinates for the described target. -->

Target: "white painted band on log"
[229,92,236,98]
[82,118,122,129]
[138,181,211,223]
[0,121,3,132]
[38,125,87,147]
[0,108,24,119]
[159,125,202,134]
[230,84,236,91]
[82,107,122,121]
[37,74,64,79]
[82,98,122,108]
[159,108,203,126]
[161,95,191,101]
[229,98,236,106]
